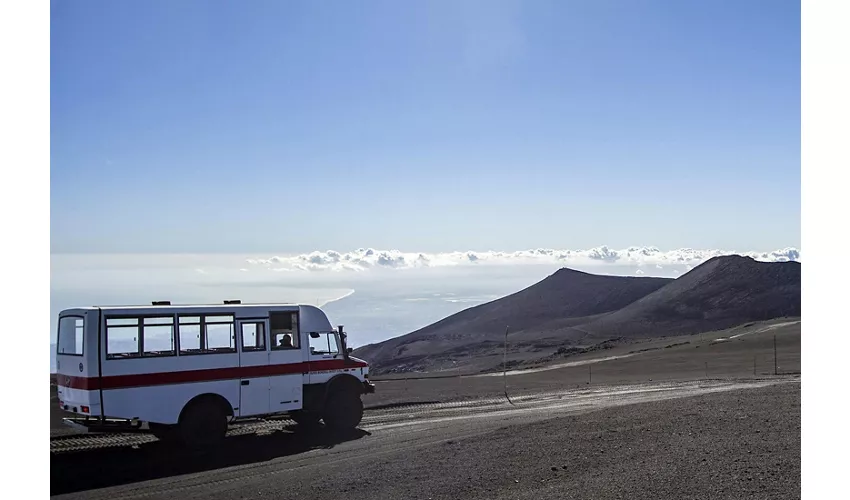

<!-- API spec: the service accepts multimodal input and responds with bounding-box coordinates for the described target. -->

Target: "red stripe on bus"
[57,359,368,391]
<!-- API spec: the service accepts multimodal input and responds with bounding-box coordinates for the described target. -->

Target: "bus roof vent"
[224,299,241,304]
[151,300,171,306]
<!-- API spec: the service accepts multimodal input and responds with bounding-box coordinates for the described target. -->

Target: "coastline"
[319,288,356,307]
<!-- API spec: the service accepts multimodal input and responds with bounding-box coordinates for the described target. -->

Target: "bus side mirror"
[347,347,353,354]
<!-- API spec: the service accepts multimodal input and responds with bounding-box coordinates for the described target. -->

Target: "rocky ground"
[52,380,800,499]
[362,319,800,407]
[335,383,802,500]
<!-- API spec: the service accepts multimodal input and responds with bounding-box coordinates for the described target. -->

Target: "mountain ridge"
[353,255,801,374]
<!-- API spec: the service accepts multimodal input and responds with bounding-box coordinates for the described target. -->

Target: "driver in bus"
[279,334,293,348]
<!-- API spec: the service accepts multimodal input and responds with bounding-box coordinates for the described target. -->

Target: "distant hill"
[579,255,801,340]
[353,268,672,373]
[354,255,801,375]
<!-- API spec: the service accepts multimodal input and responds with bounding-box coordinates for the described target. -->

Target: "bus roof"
[58,303,337,338]
[61,302,309,312]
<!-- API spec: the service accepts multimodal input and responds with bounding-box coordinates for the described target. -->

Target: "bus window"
[143,317,175,356]
[57,316,84,356]
[271,311,299,350]
[241,322,266,352]
[177,315,236,354]
[205,315,235,352]
[178,316,201,354]
[106,318,141,358]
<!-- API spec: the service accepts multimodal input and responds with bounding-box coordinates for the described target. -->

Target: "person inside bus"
[279,333,293,349]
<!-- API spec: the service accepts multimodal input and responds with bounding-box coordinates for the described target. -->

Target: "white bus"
[55,301,375,447]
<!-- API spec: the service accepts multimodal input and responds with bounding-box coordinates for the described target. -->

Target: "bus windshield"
[309,331,340,355]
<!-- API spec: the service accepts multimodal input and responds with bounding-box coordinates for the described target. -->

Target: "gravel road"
[52,378,800,500]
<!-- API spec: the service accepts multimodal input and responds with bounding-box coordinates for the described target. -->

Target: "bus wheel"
[322,390,363,431]
[179,399,228,448]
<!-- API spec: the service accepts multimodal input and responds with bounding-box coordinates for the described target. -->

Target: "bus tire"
[178,398,229,448]
[321,389,363,431]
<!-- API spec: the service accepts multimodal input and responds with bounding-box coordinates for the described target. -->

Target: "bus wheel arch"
[325,374,364,396]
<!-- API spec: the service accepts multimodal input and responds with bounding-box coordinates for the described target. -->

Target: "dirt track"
[52,377,800,499]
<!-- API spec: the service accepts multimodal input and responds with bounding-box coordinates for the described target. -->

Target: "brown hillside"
[353,268,671,373]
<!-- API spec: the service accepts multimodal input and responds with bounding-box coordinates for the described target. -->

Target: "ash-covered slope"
[580,255,801,339]
[353,268,671,372]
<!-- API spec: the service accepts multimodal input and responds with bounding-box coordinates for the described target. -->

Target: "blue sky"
[50,0,800,254]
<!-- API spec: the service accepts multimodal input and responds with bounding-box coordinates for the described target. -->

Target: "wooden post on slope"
[774,334,778,375]
[503,325,514,405]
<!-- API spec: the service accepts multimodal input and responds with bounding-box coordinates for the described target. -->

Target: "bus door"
[267,311,304,413]
[236,319,271,417]
[55,308,102,418]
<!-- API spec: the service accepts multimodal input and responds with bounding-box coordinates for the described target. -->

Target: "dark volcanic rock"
[355,269,671,373]
[582,255,800,339]
[355,256,800,375]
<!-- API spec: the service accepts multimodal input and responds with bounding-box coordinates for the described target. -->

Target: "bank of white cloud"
[245,246,800,272]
